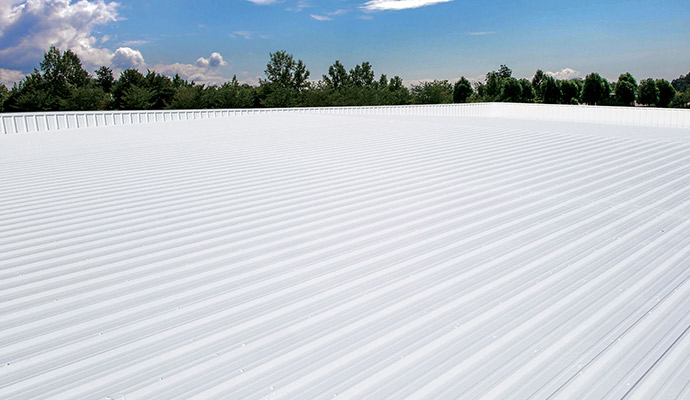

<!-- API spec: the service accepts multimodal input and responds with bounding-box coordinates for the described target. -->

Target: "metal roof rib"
[1,108,689,399]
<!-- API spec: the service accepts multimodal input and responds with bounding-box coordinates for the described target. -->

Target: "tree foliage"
[637,78,659,106]
[484,71,502,101]
[500,77,522,102]
[40,46,90,100]
[95,66,114,93]
[614,82,636,106]
[323,60,349,89]
[350,62,375,88]
[518,79,535,103]
[532,69,546,101]
[613,72,637,106]
[540,76,561,104]
[559,80,580,105]
[410,80,453,104]
[581,73,610,105]
[670,87,690,108]
[262,50,310,91]
[63,87,109,111]
[453,77,473,103]
[671,72,690,93]
[0,84,8,112]
[2,48,688,112]
[655,79,675,108]
[121,85,155,110]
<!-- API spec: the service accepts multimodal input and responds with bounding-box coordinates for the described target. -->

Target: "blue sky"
[1,0,689,85]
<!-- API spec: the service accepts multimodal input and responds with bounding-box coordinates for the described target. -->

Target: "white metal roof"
[1,112,690,399]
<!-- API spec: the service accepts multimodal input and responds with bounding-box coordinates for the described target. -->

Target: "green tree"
[637,78,659,106]
[500,77,522,102]
[484,72,502,101]
[479,65,512,102]
[262,50,310,91]
[260,86,298,108]
[40,46,90,101]
[167,86,206,109]
[453,77,473,103]
[4,70,54,112]
[560,80,580,104]
[670,88,690,108]
[671,72,690,93]
[532,69,546,101]
[62,86,109,110]
[497,64,512,79]
[5,46,91,111]
[350,62,375,88]
[389,76,404,91]
[120,85,155,110]
[112,68,146,109]
[377,74,388,89]
[260,50,310,107]
[410,80,453,104]
[581,73,610,105]
[293,59,310,92]
[215,77,257,108]
[144,70,175,109]
[95,66,114,93]
[655,79,675,108]
[323,60,349,89]
[613,72,637,106]
[617,72,637,86]
[382,76,411,105]
[540,76,561,104]
[518,79,535,103]
[0,84,8,112]
[172,73,191,89]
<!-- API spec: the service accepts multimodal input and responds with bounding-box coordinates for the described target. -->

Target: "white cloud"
[246,0,282,4]
[0,1,237,85]
[112,47,145,69]
[120,39,149,46]
[148,51,231,85]
[328,9,349,16]
[546,68,582,80]
[230,30,253,39]
[286,0,310,12]
[310,14,332,21]
[361,0,453,11]
[152,62,227,85]
[0,0,120,70]
[467,31,495,36]
[195,52,227,68]
[0,67,25,85]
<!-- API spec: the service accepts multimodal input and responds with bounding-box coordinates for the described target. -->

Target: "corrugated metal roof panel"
[1,113,689,399]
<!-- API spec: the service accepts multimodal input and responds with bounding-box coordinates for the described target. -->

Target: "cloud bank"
[0,0,119,70]
[0,1,234,85]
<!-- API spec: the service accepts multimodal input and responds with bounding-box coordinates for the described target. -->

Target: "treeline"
[1,46,689,113]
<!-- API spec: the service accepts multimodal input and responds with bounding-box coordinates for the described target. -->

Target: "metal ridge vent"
[1,113,689,399]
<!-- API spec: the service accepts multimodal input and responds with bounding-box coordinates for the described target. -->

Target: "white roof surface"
[1,113,690,399]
